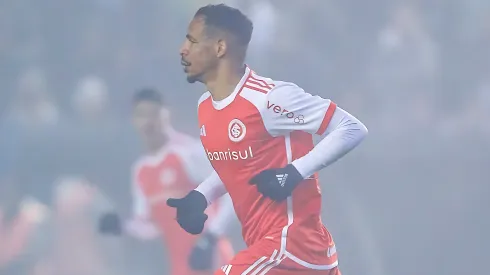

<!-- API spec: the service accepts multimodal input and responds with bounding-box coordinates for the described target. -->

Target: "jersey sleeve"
[189,143,214,184]
[206,194,237,236]
[195,171,228,205]
[262,82,337,137]
[179,141,214,185]
[131,168,150,218]
[127,167,160,239]
[195,172,233,236]
[291,105,369,178]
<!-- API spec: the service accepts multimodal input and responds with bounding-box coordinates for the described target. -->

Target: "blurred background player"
[0,195,49,273]
[0,176,120,275]
[99,88,235,275]
[50,177,121,275]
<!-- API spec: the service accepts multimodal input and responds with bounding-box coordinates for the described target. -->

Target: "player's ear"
[216,39,227,58]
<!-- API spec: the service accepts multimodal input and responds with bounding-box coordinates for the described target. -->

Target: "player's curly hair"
[195,4,253,46]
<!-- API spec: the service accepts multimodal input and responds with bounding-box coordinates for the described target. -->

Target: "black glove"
[188,232,218,271]
[166,190,208,235]
[98,212,122,235]
[249,164,304,202]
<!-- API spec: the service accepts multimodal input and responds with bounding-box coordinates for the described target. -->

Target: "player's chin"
[186,74,199,84]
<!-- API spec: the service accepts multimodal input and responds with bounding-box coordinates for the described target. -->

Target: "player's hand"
[188,232,217,271]
[98,212,122,235]
[249,164,303,202]
[166,190,208,235]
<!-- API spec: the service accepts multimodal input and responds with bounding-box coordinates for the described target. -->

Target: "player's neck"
[205,64,246,101]
[146,132,170,154]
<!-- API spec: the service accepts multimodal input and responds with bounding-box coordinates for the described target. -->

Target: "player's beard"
[182,58,200,83]
[183,64,202,83]
[186,72,203,84]
[186,75,198,83]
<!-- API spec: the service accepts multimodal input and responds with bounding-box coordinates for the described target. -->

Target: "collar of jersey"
[139,127,178,166]
[211,66,251,110]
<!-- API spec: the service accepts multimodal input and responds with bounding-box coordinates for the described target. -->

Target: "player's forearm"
[292,107,368,178]
[195,171,228,205]
[206,194,236,236]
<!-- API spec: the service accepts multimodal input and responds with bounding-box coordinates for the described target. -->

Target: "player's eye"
[186,35,198,44]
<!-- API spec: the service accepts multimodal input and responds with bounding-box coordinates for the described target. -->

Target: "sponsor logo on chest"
[206,146,254,161]
[201,118,256,161]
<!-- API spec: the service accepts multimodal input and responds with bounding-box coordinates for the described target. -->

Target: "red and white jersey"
[131,130,214,236]
[197,66,339,267]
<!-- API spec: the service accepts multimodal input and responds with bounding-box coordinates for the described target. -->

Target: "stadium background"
[0,0,489,274]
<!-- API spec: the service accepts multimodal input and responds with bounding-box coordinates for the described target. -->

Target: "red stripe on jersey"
[243,84,269,94]
[249,74,275,88]
[316,102,337,135]
[236,70,254,95]
[240,71,275,94]
[246,79,272,89]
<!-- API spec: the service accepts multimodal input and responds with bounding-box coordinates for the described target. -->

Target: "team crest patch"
[228,119,246,142]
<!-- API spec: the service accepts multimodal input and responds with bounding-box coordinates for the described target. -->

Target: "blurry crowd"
[0,0,489,275]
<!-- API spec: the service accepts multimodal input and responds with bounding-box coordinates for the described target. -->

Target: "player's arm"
[249,82,368,201]
[184,145,235,270]
[292,104,367,177]
[191,146,236,235]
[172,142,233,234]
[98,170,159,240]
[166,142,230,236]
[123,182,159,240]
[188,151,234,237]
[167,171,228,270]
[186,142,230,208]
[194,171,228,205]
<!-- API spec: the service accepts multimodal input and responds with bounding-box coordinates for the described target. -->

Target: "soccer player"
[167,4,368,275]
[99,89,235,275]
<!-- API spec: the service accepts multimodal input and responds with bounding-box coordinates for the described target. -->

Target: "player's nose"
[179,44,188,56]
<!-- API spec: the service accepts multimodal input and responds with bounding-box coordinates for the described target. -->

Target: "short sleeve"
[262,82,337,137]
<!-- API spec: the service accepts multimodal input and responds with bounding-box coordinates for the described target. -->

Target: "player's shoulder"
[240,71,304,109]
[169,130,199,145]
[131,155,150,180]
[197,91,212,108]
[132,133,202,179]
[241,70,277,94]
[248,70,303,94]
[267,80,304,97]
